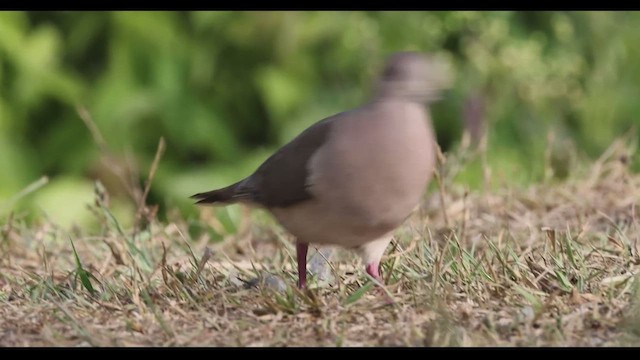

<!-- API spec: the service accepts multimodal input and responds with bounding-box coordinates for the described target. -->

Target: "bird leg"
[366,262,395,304]
[366,262,383,282]
[296,242,309,289]
[359,235,392,284]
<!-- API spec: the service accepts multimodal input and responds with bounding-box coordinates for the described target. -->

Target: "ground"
[1,140,640,347]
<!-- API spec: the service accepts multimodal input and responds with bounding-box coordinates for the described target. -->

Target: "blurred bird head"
[375,51,453,104]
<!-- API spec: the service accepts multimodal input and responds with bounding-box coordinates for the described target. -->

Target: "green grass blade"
[344,282,374,305]
[69,237,96,295]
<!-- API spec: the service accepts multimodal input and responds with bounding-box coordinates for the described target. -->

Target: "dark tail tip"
[190,190,230,205]
[190,181,246,205]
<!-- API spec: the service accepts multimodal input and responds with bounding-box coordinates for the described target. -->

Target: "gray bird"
[192,52,450,289]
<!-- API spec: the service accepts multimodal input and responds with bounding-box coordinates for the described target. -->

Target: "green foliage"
[1,11,639,227]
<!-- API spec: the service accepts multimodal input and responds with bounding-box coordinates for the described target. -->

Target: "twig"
[434,145,450,228]
[134,137,166,230]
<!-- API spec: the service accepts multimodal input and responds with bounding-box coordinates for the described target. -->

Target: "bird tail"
[190,180,251,205]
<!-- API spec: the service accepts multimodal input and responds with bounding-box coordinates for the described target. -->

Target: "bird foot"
[366,262,396,304]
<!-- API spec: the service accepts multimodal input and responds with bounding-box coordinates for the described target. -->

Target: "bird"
[192,51,450,290]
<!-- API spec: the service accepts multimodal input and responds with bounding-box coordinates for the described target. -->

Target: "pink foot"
[366,262,383,283]
[366,262,394,304]
[297,242,308,289]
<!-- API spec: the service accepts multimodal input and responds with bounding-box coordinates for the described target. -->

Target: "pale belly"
[270,199,398,247]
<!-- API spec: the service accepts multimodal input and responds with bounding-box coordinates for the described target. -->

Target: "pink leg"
[296,242,308,289]
[367,262,394,304]
[366,262,383,283]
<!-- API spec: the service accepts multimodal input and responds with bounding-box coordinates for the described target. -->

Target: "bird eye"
[382,65,401,80]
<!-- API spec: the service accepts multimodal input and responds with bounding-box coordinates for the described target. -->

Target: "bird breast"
[309,101,436,232]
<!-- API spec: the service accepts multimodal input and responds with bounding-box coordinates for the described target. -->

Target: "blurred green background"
[1,11,639,229]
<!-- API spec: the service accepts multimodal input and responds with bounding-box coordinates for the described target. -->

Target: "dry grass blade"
[434,145,450,228]
[76,106,142,207]
[0,176,49,215]
[135,137,166,231]
[77,106,109,152]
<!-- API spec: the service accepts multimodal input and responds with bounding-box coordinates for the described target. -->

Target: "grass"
[1,131,640,346]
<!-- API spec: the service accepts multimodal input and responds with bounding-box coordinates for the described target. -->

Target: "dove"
[192,51,450,290]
